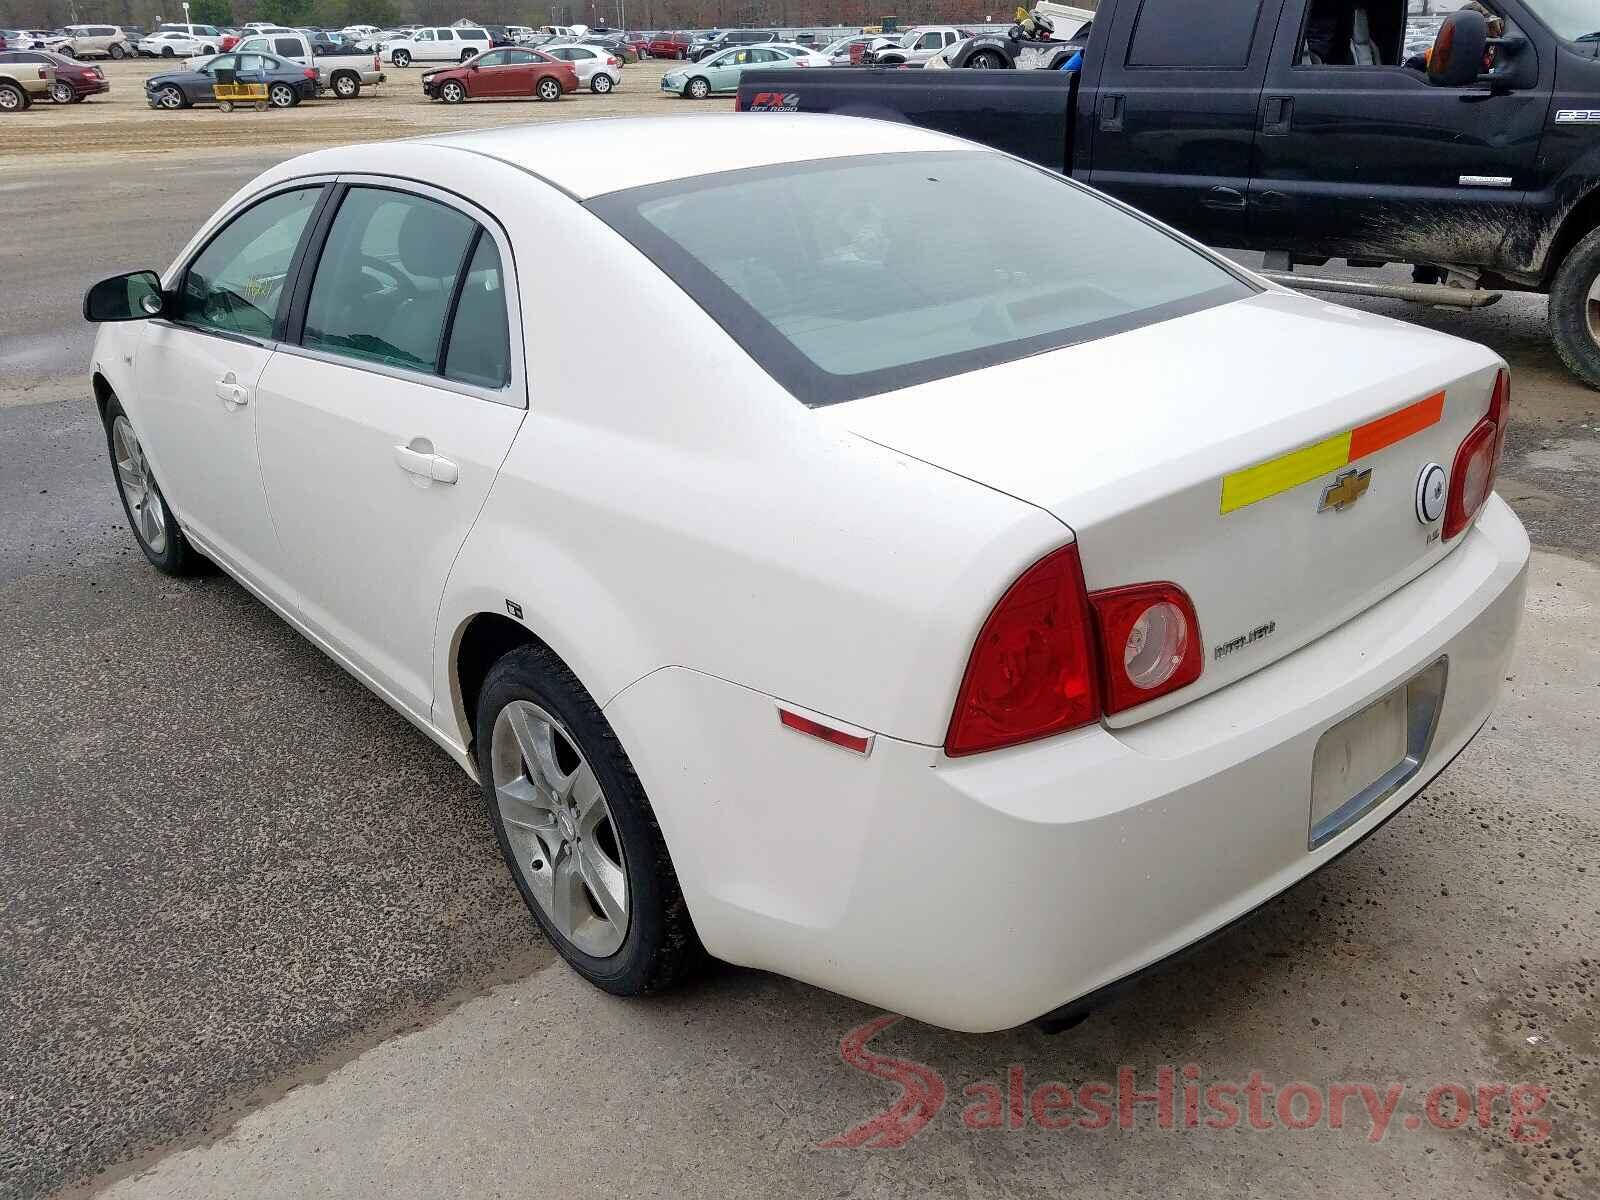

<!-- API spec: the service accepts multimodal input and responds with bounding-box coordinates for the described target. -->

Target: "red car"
[644,31,690,59]
[422,47,577,102]
[38,49,108,101]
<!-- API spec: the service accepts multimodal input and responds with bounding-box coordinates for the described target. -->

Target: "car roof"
[399,114,975,200]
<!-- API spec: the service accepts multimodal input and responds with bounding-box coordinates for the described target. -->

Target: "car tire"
[109,42,126,58]
[441,79,466,102]
[591,71,612,93]
[1549,226,1600,390]
[535,76,561,101]
[160,46,174,56]
[476,642,704,997]
[50,79,74,103]
[201,44,215,54]
[968,49,1005,68]
[104,396,208,576]
[392,49,410,67]
[685,76,709,99]
[155,83,185,108]
[332,71,359,97]
[268,82,296,107]
[0,82,24,112]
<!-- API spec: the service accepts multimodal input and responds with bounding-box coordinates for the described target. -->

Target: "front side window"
[916,32,941,49]
[301,187,479,375]
[1519,0,1598,40]
[416,29,433,41]
[589,152,1252,407]
[179,186,322,339]
[203,53,237,73]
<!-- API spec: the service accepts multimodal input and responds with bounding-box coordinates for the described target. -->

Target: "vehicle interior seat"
[1299,0,1404,66]
[381,204,466,367]
[1350,7,1378,66]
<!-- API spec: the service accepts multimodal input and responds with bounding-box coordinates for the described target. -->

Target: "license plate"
[1308,659,1447,849]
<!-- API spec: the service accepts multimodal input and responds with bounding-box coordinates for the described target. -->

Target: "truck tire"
[968,49,1005,68]
[1549,226,1600,390]
[332,71,359,97]
[109,42,126,58]
[392,48,410,67]
[0,82,25,112]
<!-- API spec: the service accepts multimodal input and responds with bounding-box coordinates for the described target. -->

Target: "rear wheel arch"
[1541,184,1600,289]
[452,612,541,754]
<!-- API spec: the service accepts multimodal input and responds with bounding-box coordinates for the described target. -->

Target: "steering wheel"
[355,254,419,304]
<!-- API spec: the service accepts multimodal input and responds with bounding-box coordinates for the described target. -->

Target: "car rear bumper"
[604,495,1530,1032]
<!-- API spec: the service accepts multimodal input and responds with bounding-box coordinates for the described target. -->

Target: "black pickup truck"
[738,0,1600,388]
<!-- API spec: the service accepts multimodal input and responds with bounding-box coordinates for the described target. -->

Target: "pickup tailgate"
[735,68,1075,171]
[819,290,1504,724]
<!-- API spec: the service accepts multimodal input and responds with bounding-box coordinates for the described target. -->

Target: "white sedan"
[537,42,622,92]
[82,115,1528,1033]
[137,30,210,57]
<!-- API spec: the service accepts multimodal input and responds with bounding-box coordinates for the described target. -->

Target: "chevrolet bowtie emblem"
[1319,467,1372,513]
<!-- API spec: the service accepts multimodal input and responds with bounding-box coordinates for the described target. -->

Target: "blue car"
[145,51,320,109]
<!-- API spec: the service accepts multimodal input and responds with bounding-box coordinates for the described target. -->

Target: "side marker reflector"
[779,708,873,756]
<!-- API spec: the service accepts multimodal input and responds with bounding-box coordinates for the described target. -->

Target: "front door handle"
[1263,95,1295,135]
[394,443,460,485]
[213,372,249,407]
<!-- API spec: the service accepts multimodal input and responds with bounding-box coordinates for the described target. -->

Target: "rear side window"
[589,152,1252,407]
[1127,0,1264,68]
[274,37,299,55]
[179,186,322,339]
[299,187,509,391]
[443,235,510,388]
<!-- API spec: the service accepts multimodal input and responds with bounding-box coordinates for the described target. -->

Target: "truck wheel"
[332,71,359,97]
[967,50,1005,68]
[1549,226,1600,390]
[392,48,410,67]
[0,82,24,112]
[109,42,126,58]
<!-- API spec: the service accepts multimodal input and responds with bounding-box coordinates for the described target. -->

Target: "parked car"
[223,30,383,99]
[663,45,806,98]
[541,42,622,92]
[59,24,133,59]
[0,50,55,110]
[21,30,71,54]
[145,51,318,108]
[153,23,221,48]
[863,25,973,66]
[422,47,576,101]
[139,31,211,58]
[689,29,778,61]
[580,33,637,63]
[758,43,833,66]
[644,30,690,58]
[83,113,1527,1034]
[385,26,491,66]
[31,49,109,101]
[818,33,878,64]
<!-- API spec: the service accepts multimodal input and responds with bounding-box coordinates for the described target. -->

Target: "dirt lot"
[2,56,730,163]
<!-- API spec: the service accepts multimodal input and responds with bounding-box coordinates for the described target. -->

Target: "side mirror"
[83,270,166,322]
[1428,9,1488,88]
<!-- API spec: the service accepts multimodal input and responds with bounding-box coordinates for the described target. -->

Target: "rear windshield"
[587,151,1253,407]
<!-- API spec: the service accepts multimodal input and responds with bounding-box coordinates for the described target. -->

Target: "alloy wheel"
[537,77,560,100]
[269,83,294,107]
[491,700,629,957]
[112,416,168,555]
[51,80,74,103]
[158,84,183,108]
[442,80,464,102]
[1587,274,1600,348]
[0,85,22,110]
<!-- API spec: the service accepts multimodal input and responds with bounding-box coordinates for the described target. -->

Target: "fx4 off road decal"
[747,91,799,112]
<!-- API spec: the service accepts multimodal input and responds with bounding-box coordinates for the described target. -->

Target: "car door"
[1247,0,1550,271]
[252,181,525,720]
[411,28,435,59]
[709,48,748,90]
[466,47,504,93]
[235,51,268,91]
[134,183,327,585]
[1086,0,1279,248]
[431,28,455,61]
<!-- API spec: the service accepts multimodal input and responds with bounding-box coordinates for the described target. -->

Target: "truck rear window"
[587,151,1254,407]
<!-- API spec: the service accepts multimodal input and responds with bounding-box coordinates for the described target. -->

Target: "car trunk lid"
[818,290,1503,725]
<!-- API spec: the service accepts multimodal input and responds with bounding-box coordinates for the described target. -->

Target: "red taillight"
[1089,583,1204,715]
[303,67,317,79]
[945,544,1100,757]
[608,55,619,65]
[1443,368,1510,540]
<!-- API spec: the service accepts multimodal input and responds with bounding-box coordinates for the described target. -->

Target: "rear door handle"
[1099,93,1125,133]
[1263,96,1295,135]
[393,443,460,485]
[213,372,249,407]
[1202,186,1247,211]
